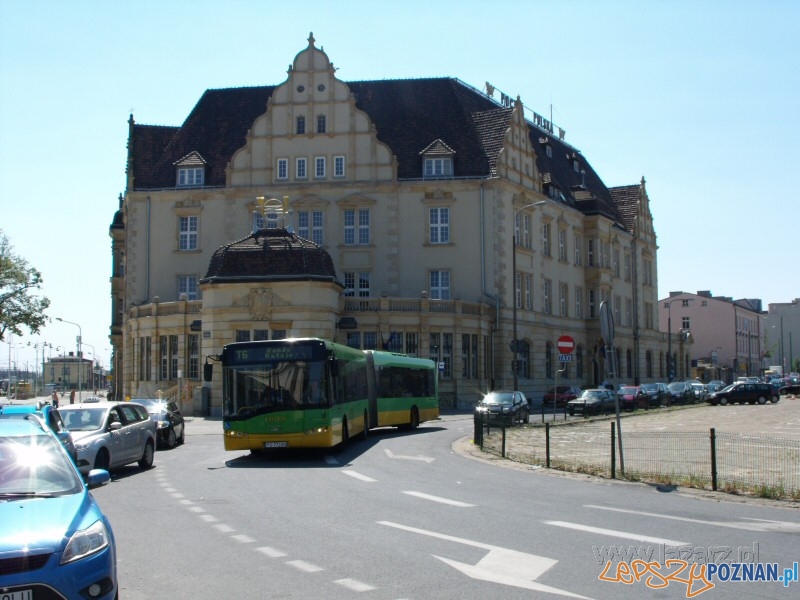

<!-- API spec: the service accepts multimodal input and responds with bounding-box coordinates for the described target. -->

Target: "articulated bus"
[213,338,438,451]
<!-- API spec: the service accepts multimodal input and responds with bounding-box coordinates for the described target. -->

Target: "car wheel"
[94,448,110,471]
[757,396,767,405]
[177,424,185,445]
[771,396,780,403]
[138,440,155,470]
[719,397,728,406]
[166,427,177,449]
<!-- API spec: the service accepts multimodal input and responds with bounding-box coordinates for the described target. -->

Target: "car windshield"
[60,407,107,431]
[667,383,684,391]
[579,390,604,399]
[0,434,82,497]
[482,393,513,405]
[641,384,657,391]
[619,387,638,394]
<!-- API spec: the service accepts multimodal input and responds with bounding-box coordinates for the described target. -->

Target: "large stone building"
[109,34,665,415]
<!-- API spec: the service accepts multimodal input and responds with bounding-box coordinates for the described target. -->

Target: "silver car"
[59,401,157,474]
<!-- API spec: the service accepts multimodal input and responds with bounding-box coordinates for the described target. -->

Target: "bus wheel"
[341,419,349,445]
[409,407,419,430]
[361,411,369,440]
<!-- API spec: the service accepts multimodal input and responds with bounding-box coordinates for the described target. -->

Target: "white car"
[59,401,157,474]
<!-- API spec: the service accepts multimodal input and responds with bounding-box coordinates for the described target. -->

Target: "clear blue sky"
[1,0,797,371]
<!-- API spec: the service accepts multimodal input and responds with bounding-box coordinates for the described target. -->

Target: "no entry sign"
[557,335,575,354]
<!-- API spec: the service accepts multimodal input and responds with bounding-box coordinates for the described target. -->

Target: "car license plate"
[1,590,33,600]
[263,441,287,448]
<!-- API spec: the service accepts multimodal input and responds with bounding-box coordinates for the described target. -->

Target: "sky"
[1,0,798,373]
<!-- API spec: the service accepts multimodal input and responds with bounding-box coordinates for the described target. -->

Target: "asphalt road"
[89,413,800,600]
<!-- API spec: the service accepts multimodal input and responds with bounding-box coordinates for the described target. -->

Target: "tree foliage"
[0,229,50,341]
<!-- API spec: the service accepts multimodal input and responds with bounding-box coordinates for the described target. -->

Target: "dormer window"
[573,160,580,172]
[546,145,553,158]
[174,151,207,188]
[420,139,455,179]
[178,167,204,187]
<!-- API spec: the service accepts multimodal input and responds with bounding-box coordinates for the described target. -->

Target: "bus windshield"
[224,359,327,418]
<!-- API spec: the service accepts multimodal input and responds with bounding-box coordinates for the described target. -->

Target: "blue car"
[0,418,118,599]
[0,403,78,463]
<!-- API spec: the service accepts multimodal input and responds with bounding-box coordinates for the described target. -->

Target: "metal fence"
[476,416,800,498]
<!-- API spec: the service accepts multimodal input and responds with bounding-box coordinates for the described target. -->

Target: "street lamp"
[512,200,546,392]
[56,318,82,400]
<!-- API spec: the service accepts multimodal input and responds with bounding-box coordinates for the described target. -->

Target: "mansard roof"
[609,184,641,234]
[127,76,623,222]
[201,227,342,286]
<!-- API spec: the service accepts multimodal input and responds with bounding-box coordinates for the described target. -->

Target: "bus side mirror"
[203,363,213,382]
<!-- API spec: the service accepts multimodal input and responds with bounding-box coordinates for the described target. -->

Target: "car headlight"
[61,520,110,564]
[156,420,170,429]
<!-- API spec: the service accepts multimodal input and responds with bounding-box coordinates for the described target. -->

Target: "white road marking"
[199,514,218,523]
[334,578,377,592]
[255,546,287,558]
[231,534,255,544]
[384,448,435,463]
[402,491,474,507]
[342,469,377,482]
[379,521,590,598]
[544,520,689,546]
[188,506,205,513]
[286,559,324,573]
[214,523,235,534]
[585,504,800,533]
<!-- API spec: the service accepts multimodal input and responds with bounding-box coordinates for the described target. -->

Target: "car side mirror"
[109,421,122,431]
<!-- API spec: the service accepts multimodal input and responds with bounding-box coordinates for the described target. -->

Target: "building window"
[346,332,361,349]
[542,223,551,256]
[177,167,204,187]
[543,279,552,314]
[317,114,326,134]
[363,332,378,350]
[574,235,582,266]
[296,157,307,179]
[429,332,452,379]
[429,208,450,244]
[625,298,632,327]
[178,275,198,300]
[297,210,323,245]
[546,145,552,158]
[682,316,691,329]
[589,289,596,319]
[613,248,620,277]
[645,350,653,379]
[645,302,654,329]
[525,274,532,310]
[559,283,568,317]
[514,272,521,309]
[430,270,450,300]
[624,253,631,281]
[575,287,583,319]
[614,295,621,324]
[576,345,584,378]
[272,330,286,340]
[461,333,479,379]
[253,329,269,341]
[334,155,345,178]
[423,158,453,177]
[405,333,418,356]
[644,259,653,286]
[179,216,198,251]
[235,330,251,342]
[343,271,370,297]
[587,238,594,267]
[343,209,370,245]
[296,115,305,134]
[139,336,151,381]
[159,336,168,380]
[277,158,288,180]
[558,229,567,261]
[315,156,326,178]
[188,334,199,379]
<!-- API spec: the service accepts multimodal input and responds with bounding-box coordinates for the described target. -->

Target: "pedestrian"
[51,391,59,408]
[70,389,75,404]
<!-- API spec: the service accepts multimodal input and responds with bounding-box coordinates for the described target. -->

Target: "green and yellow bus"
[214,338,438,451]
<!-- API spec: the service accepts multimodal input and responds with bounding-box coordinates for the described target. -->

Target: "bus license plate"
[2,590,33,600]
[264,442,287,448]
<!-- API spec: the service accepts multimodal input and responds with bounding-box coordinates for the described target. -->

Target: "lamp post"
[512,200,546,392]
[57,318,82,401]
[82,342,97,391]
[663,298,691,382]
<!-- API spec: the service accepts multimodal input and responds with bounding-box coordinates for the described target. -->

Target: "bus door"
[364,353,379,428]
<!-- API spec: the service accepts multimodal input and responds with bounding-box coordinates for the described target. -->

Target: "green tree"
[0,229,50,341]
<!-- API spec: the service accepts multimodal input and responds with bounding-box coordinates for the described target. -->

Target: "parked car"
[779,382,800,396]
[666,381,694,405]
[0,404,77,463]
[59,401,157,474]
[707,383,779,406]
[133,398,186,448]
[567,388,617,416]
[0,418,117,599]
[690,381,707,402]
[542,385,583,408]
[640,382,668,407]
[475,391,529,424]
[617,385,649,410]
[705,380,726,394]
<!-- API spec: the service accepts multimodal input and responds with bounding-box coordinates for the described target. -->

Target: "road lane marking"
[214,523,235,533]
[255,546,287,558]
[402,491,474,507]
[334,578,377,592]
[379,521,590,598]
[286,559,324,573]
[584,505,800,533]
[342,469,377,482]
[544,520,689,546]
[384,448,435,463]
[231,534,255,544]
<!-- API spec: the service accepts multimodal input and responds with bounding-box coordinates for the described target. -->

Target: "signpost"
[599,301,624,475]
[557,335,574,362]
